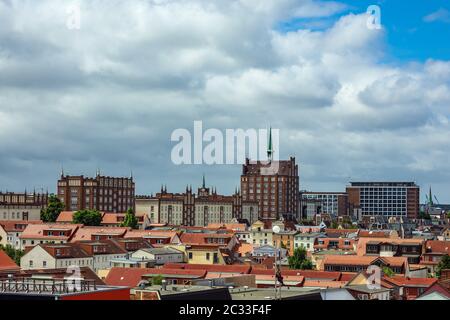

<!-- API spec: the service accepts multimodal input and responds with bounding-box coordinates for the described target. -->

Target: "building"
[0,191,48,221]
[57,171,135,213]
[241,156,299,221]
[346,182,420,219]
[300,192,348,217]
[356,237,425,264]
[0,220,42,249]
[19,223,82,249]
[147,179,258,227]
[322,255,408,274]
[293,232,324,252]
[131,247,185,265]
[420,240,450,275]
[249,220,274,246]
[20,240,128,272]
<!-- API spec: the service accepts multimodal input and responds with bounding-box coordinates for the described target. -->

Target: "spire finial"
[202,174,206,188]
[267,126,273,161]
[61,165,65,177]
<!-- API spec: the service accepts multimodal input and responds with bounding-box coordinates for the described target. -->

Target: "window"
[206,253,210,260]
[43,261,47,267]
[188,252,193,260]
[29,260,33,267]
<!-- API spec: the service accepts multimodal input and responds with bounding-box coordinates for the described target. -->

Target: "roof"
[19,223,82,240]
[303,280,348,288]
[0,250,20,272]
[105,267,207,287]
[384,276,438,288]
[163,263,251,274]
[358,230,395,238]
[180,233,233,245]
[255,274,305,286]
[418,282,450,299]
[424,240,450,255]
[0,220,42,232]
[136,247,182,255]
[55,211,77,223]
[207,223,247,231]
[356,237,424,255]
[237,243,253,256]
[70,226,129,242]
[323,255,407,268]
[124,230,180,243]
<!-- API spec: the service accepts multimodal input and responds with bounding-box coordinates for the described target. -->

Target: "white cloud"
[424,8,450,23]
[0,0,449,200]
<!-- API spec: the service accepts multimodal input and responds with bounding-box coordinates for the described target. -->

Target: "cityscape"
[1,0,450,311]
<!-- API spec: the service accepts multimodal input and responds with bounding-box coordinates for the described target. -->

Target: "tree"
[73,210,102,226]
[436,255,450,277]
[418,211,431,220]
[151,275,164,286]
[121,208,138,229]
[288,247,313,270]
[382,266,395,277]
[40,194,64,222]
[0,244,24,266]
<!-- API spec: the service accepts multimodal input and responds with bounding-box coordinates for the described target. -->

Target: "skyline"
[1,0,450,202]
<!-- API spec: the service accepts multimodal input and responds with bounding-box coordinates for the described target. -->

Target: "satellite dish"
[272,226,281,234]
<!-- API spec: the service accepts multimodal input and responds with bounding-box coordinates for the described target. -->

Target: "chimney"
[161,279,167,291]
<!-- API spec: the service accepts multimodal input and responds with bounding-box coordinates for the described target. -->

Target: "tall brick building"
[240,156,299,221]
[346,182,420,219]
[57,171,135,213]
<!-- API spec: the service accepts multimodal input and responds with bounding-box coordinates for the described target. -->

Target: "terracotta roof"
[255,274,305,285]
[315,238,356,250]
[384,276,438,288]
[163,263,251,274]
[0,220,42,232]
[70,226,129,242]
[358,230,394,238]
[424,240,450,255]
[105,267,207,287]
[419,282,450,299]
[124,230,180,243]
[356,237,424,255]
[323,255,407,268]
[105,267,156,287]
[0,250,20,272]
[20,223,82,240]
[237,243,253,256]
[303,280,348,288]
[180,233,233,245]
[55,211,76,223]
[207,223,247,231]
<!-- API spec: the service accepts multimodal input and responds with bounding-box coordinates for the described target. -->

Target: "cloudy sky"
[0,0,449,202]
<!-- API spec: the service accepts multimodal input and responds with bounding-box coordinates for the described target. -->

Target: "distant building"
[0,191,48,221]
[57,171,135,213]
[145,177,258,227]
[346,182,420,219]
[300,192,348,217]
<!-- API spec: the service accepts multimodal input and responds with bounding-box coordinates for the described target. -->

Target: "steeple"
[61,165,65,177]
[202,174,206,189]
[428,187,434,206]
[267,126,273,161]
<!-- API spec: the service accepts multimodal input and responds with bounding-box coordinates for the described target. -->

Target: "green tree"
[288,247,313,270]
[121,208,138,229]
[40,194,64,222]
[73,210,102,226]
[0,244,25,266]
[382,266,395,277]
[436,255,450,277]
[151,274,164,286]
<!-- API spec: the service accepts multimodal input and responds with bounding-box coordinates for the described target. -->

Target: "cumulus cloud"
[0,0,449,201]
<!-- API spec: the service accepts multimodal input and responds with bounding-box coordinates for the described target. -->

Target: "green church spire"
[267,126,273,161]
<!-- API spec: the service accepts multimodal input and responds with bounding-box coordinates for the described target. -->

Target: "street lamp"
[272,225,281,300]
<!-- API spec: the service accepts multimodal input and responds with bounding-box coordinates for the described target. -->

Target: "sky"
[0,0,449,202]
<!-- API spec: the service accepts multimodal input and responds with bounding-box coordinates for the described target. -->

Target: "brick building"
[57,171,135,213]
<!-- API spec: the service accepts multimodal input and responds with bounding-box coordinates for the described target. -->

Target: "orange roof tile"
[0,250,20,272]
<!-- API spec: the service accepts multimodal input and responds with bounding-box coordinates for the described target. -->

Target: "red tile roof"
[424,240,450,255]
[303,280,348,288]
[164,263,251,274]
[323,255,407,268]
[180,233,233,245]
[384,276,438,288]
[69,226,129,242]
[105,267,207,287]
[0,220,42,232]
[0,250,20,272]
[20,223,82,241]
